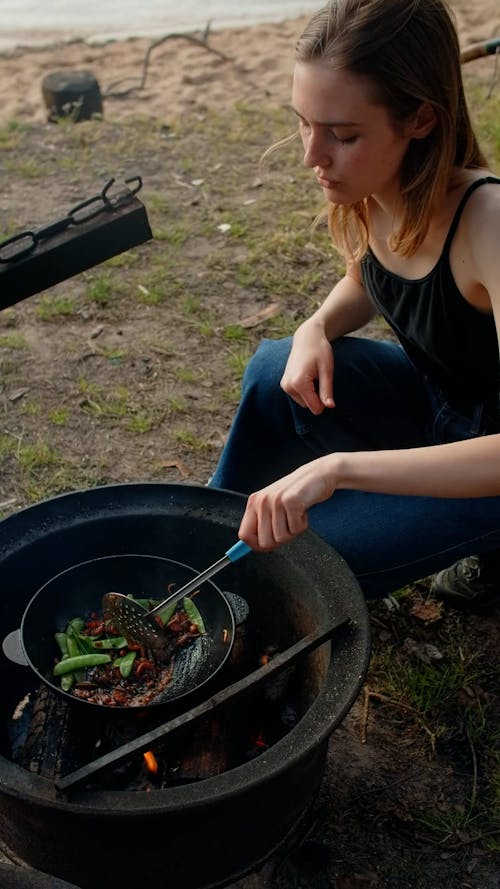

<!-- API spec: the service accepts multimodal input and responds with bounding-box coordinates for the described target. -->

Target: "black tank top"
[361,176,500,415]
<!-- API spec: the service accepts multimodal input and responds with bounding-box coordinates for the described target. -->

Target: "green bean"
[74,634,95,654]
[91,636,127,650]
[55,632,69,657]
[183,597,206,634]
[158,602,177,625]
[114,650,136,678]
[66,636,81,658]
[60,674,74,692]
[66,618,85,636]
[53,654,111,676]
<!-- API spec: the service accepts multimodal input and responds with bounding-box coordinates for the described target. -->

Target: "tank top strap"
[442,175,500,254]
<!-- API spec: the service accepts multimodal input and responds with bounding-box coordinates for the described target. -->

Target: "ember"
[143,750,159,774]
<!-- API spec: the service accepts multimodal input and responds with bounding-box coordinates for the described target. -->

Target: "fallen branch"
[361,688,437,753]
[104,24,232,98]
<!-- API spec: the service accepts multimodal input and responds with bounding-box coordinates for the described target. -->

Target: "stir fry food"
[53,595,205,707]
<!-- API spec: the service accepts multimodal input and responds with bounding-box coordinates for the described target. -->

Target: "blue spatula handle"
[226,540,252,562]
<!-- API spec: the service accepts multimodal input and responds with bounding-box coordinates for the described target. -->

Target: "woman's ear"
[408,102,437,140]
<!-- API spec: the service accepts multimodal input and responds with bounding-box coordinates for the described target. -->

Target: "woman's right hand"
[238,455,338,552]
[280,317,335,414]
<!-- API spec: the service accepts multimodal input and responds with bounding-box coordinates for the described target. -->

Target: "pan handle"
[2,629,28,666]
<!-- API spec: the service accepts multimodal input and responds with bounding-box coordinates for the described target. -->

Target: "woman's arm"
[238,434,500,551]
[280,268,377,414]
[309,266,377,340]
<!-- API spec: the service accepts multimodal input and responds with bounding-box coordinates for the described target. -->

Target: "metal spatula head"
[102,540,251,660]
[102,593,175,662]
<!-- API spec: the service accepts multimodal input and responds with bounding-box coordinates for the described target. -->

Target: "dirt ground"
[0,33,499,889]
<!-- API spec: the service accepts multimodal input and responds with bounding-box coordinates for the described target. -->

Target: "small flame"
[223,628,229,643]
[143,750,159,774]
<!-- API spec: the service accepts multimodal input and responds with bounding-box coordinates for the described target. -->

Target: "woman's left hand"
[239,456,337,551]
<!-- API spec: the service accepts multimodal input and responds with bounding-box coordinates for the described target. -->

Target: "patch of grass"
[371,641,482,717]
[135,284,166,305]
[0,119,27,149]
[144,192,169,214]
[105,251,140,269]
[4,158,42,178]
[35,295,75,320]
[0,434,16,467]
[127,414,154,434]
[222,324,249,343]
[23,400,41,416]
[86,274,114,305]
[172,366,201,384]
[225,347,252,380]
[0,332,28,349]
[79,381,130,418]
[49,407,69,426]
[103,348,128,362]
[196,320,216,338]
[167,395,188,414]
[172,428,211,450]
[152,223,190,247]
[17,439,59,473]
[465,76,500,167]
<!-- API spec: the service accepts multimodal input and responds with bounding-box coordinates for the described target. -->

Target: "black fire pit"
[0,483,370,889]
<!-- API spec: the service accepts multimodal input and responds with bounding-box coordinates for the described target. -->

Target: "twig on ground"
[465,722,479,814]
[364,689,437,752]
[360,684,371,744]
[104,24,232,98]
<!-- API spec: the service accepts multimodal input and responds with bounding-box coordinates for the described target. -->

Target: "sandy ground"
[0,0,499,127]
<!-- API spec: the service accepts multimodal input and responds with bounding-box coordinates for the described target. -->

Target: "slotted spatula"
[102,540,251,661]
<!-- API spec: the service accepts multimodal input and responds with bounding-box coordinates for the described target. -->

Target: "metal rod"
[55,617,350,795]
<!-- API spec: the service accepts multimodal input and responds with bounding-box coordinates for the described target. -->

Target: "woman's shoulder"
[462,172,500,216]
[449,169,500,230]
[457,172,500,301]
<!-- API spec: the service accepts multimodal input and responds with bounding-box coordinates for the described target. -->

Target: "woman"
[209,0,500,611]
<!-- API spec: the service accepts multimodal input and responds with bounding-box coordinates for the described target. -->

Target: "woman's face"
[292,60,414,206]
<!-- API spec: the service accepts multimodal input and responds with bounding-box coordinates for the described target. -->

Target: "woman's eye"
[332,132,357,145]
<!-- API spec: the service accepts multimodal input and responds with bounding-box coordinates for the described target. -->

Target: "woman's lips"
[317,175,339,188]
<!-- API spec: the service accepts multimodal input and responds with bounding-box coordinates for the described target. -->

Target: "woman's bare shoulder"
[463,176,500,303]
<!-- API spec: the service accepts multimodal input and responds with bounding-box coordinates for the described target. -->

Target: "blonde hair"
[294,0,487,260]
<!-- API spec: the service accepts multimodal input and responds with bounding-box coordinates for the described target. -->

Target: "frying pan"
[3,553,238,712]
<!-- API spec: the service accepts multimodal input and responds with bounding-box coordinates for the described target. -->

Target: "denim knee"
[242,337,292,402]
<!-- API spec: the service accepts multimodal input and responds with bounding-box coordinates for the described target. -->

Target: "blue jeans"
[209,336,500,598]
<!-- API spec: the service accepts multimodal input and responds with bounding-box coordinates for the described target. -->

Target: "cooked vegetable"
[183,597,206,634]
[91,636,127,650]
[55,632,69,657]
[53,593,202,707]
[114,650,137,678]
[66,618,85,636]
[157,601,177,625]
[53,653,112,676]
[66,636,81,659]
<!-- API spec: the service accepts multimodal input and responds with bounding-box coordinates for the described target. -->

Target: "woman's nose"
[303,133,331,169]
